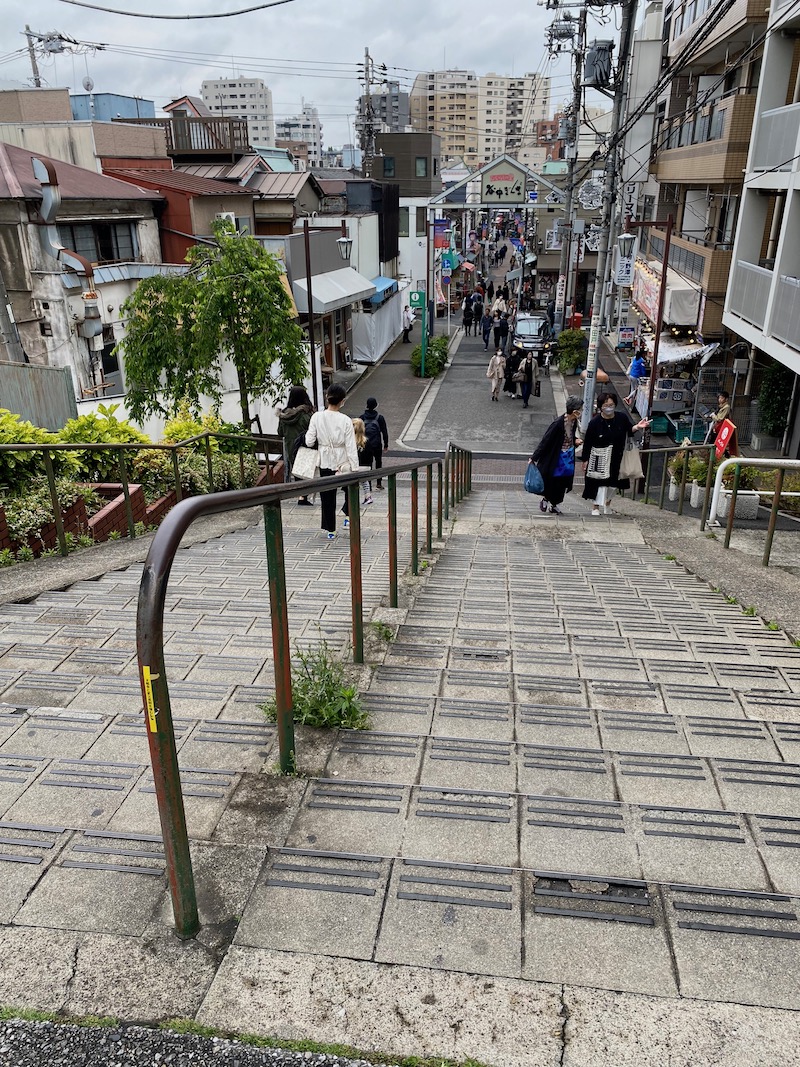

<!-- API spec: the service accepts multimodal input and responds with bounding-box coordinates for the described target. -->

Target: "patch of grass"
[725,595,738,604]
[0,1006,116,1028]
[369,620,394,643]
[160,1020,490,1067]
[705,531,717,539]
[767,621,780,631]
[743,606,757,617]
[664,554,676,561]
[260,641,368,731]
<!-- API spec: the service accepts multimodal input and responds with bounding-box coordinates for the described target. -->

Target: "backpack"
[363,417,382,452]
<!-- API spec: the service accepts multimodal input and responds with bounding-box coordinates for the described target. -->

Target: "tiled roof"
[106,168,252,197]
[0,142,162,201]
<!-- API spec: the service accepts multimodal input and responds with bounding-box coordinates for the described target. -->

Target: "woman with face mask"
[580,392,650,516]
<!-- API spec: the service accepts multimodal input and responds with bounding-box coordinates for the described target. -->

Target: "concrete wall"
[0,123,100,171]
[0,88,72,122]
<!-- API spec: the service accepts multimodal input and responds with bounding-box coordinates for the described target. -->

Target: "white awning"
[293,267,376,315]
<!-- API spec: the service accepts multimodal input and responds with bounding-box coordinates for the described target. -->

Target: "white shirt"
[305,409,359,473]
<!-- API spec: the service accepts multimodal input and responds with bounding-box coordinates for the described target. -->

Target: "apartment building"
[409,70,480,166]
[723,0,800,454]
[201,76,275,147]
[275,103,323,168]
[356,80,410,141]
[644,0,767,340]
[477,72,551,165]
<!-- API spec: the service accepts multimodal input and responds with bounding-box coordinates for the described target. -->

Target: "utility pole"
[552,6,587,334]
[579,0,639,435]
[360,47,375,179]
[24,25,42,87]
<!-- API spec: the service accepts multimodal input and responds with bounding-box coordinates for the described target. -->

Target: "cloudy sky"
[0,0,609,145]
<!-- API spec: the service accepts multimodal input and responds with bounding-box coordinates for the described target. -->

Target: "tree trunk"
[237,371,250,428]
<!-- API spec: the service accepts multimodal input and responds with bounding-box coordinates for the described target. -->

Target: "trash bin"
[571,312,583,330]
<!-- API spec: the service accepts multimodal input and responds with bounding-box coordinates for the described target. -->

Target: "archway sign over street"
[481,159,527,204]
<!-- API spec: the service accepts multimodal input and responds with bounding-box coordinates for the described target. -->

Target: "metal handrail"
[634,442,716,527]
[136,449,471,939]
[707,457,800,566]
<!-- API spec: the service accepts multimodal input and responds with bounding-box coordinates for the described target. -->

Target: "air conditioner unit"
[215,211,236,225]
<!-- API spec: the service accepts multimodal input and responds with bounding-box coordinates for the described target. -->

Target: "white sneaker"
[591,507,600,517]
[343,518,350,529]
[363,496,373,506]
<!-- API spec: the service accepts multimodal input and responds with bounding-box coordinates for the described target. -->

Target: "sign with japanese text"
[481,160,526,204]
[715,419,739,459]
[434,219,449,249]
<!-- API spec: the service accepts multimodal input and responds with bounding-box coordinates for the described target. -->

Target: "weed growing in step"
[664,554,676,561]
[369,620,394,643]
[725,595,738,604]
[260,641,368,730]
[743,606,757,616]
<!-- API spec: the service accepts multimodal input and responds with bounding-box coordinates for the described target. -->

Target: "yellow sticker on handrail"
[142,665,158,733]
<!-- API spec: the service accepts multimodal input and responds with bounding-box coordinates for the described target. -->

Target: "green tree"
[117,220,307,425]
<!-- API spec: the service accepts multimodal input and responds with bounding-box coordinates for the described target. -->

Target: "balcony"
[772,275,800,350]
[116,116,250,159]
[751,102,800,172]
[654,93,755,183]
[727,260,772,330]
[669,0,767,64]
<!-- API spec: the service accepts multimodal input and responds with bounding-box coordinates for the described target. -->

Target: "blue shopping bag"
[524,462,545,495]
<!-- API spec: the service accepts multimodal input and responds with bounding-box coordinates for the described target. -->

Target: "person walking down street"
[492,311,503,352]
[362,397,389,489]
[504,346,521,398]
[520,351,539,408]
[277,385,315,507]
[501,283,510,303]
[580,391,650,516]
[461,299,473,336]
[402,305,415,344]
[491,294,507,317]
[481,309,494,350]
[486,280,495,303]
[530,395,584,515]
[305,383,359,539]
[471,295,483,336]
[486,348,506,401]
[623,346,648,405]
[341,418,374,527]
[499,312,510,354]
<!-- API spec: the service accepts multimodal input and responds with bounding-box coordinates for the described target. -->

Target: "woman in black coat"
[580,391,650,516]
[530,395,584,514]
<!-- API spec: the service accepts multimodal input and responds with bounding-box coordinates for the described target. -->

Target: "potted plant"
[554,328,588,375]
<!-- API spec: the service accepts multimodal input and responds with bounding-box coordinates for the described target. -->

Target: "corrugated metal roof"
[108,168,252,197]
[248,171,314,198]
[0,142,162,202]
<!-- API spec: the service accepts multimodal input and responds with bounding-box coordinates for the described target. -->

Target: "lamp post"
[444,227,453,339]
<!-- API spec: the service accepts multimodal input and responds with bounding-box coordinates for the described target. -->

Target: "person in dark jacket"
[361,397,389,489]
[480,310,494,350]
[520,352,539,408]
[580,391,650,515]
[471,296,483,335]
[492,311,503,351]
[530,395,584,514]
[486,280,495,303]
[277,385,315,505]
[499,312,510,353]
[461,301,473,335]
[504,347,521,397]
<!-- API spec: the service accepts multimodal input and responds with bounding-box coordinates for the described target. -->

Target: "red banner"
[715,418,739,459]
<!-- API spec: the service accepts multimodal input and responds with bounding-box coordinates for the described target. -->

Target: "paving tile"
[712,757,800,818]
[108,766,237,838]
[597,709,688,754]
[523,873,677,996]
[614,752,721,808]
[285,778,409,854]
[748,814,800,895]
[0,672,88,709]
[518,744,615,800]
[683,716,780,760]
[420,737,516,791]
[236,847,389,959]
[6,757,141,829]
[0,711,107,760]
[375,859,522,978]
[403,787,518,866]
[515,705,599,748]
[431,697,513,740]
[664,884,800,1009]
[0,819,68,922]
[520,796,640,879]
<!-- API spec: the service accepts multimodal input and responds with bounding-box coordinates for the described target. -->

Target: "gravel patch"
[0,1018,400,1067]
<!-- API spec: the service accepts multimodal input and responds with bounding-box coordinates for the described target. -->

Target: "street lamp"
[337,234,353,262]
[617,232,636,260]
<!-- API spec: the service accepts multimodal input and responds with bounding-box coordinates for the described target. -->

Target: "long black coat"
[532,415,576,500]
[579,411,634,498]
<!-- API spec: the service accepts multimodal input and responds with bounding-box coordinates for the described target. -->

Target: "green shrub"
[59,403,150,482]
[261,641,368,730]
[0,478,96,545]
[0,408,78,492]
[758,360,794,438]
[554,329,587,373]
[163,399,223,449]
[667,450,759,490]
[410,335,449,378]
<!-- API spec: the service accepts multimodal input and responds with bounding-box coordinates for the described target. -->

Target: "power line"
[55,0,298,18]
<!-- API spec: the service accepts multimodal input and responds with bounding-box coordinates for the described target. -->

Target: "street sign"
[409,290,425,308]
[441,254,453,271]
[615,258,634,286]
[527,190,538,203]
[442,276,451,286]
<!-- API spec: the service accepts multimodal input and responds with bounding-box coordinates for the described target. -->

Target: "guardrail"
[631,442,717,527]
[708,457,800,566]
[136,445,472,938]
[0,432,281,555]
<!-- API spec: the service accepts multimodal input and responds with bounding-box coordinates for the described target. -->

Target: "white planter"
[690,479,702,509]
[668,477,678,502]
[717,489,760,520]
[751,433,779,451]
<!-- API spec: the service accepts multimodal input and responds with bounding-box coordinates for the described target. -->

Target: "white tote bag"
[292,446,320,480]
[585,444,613,480]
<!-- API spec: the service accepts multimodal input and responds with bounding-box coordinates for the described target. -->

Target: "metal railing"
[707,458,800,566]
[136,445,471,938]
[631,442,717,527]
[0,432,281,555]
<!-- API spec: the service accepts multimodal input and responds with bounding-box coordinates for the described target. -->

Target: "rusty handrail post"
[763,467,784,567]
[643,451,653,504]
[468,450,473,493]
[204,434,214,491]
[263,500,295,772]
[425,463,433,555]
[171,447,183,503]
[42,449,69,557]
[700,445,715,531]
[451,447,457,507]
[437,461,443,539]
[347,484,364,663]
[677,448,689,517]
[388,473,398,608]
[443,447,450,520]
[118,448,136,539]
[723,463,741,549]
[238,439,246,489]
[411,467,419,576]
[137,574,198,939]
[658,451,669,509]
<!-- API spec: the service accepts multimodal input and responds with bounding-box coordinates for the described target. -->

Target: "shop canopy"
[293,267,376,315]
[642,336,721,365]
[632,259,701,326]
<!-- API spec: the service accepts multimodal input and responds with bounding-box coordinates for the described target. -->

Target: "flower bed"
[0,498,89,557]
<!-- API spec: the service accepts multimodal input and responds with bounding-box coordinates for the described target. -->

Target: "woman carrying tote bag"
[304,383,359,540]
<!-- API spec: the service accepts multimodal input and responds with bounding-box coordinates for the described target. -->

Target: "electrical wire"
[55,0,298,18]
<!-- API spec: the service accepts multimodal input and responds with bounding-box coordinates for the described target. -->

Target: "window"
[57,221,136,264]
[416,208,427,236]
[415,156,428,177]
[382,156,396,178]
[399,206,409,237]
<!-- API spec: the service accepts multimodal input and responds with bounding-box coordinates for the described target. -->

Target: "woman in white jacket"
[305,383,359,540]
